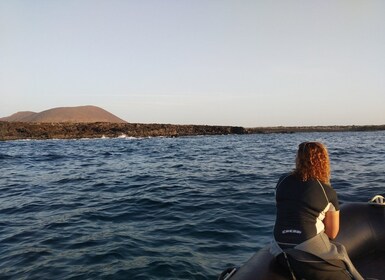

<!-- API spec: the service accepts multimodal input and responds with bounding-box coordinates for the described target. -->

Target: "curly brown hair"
[293,142,331,184]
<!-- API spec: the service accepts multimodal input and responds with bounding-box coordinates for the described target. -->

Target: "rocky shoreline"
[1,121,384,141]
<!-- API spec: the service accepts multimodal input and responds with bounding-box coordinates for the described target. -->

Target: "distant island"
[0,105,126,123]
[0,106,384,141]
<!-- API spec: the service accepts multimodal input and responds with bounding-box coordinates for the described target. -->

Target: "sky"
[1,0,384,127]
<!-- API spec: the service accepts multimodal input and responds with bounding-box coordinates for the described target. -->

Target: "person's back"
[270,142,364,280]
[274,174,339,248]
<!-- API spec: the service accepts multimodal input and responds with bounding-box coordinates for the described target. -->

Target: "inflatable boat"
[220,196,385,280]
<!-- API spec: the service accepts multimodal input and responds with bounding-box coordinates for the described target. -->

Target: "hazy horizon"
[2,105,385,128]
[1,1,384,127]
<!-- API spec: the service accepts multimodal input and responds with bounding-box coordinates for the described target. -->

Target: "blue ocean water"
[0,131,384,280]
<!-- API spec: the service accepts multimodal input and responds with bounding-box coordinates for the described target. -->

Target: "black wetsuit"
[273,173,340,247]
[271,174,363,279]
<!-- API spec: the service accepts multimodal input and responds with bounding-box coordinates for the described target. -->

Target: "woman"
[270,142,363,280]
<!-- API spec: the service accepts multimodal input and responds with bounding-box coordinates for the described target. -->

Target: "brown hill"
[0,105,127,123]
[1,111,38,122]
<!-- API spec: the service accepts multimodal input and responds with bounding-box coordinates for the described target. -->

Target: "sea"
[0,131,384,280]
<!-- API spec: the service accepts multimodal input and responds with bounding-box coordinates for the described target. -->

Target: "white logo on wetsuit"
[282,229,302,234]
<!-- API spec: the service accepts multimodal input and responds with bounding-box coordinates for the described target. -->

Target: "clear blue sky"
[1,0,384,127]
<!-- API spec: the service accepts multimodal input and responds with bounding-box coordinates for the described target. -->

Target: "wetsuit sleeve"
[325,185,340,211]
[275,173,291,191]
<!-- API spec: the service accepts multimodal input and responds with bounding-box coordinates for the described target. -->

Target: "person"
[269,142,364,280]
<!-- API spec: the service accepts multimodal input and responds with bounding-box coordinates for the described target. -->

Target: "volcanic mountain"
[0,105,127,123]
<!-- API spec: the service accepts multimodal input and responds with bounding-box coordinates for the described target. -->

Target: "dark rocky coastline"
[0,122,246,141]
[0,121,384,141]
